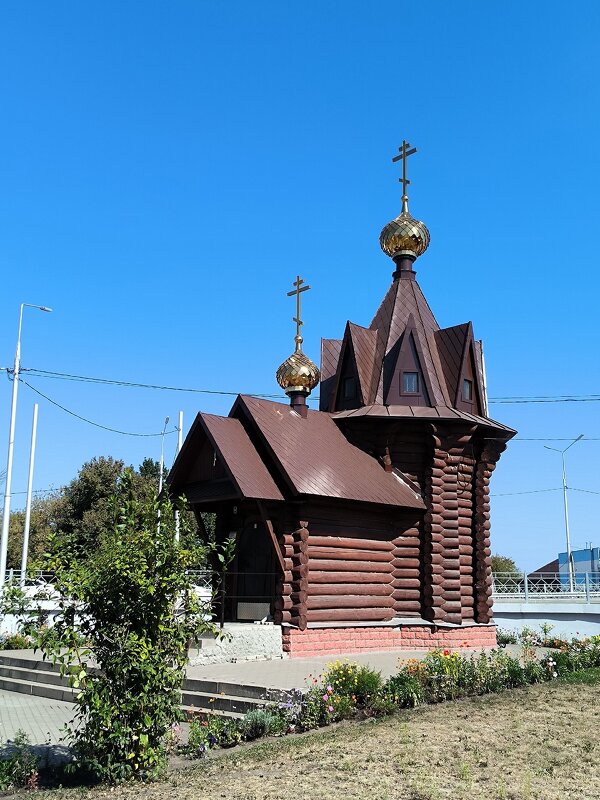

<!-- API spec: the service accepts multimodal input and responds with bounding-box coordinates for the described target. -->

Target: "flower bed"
[181,635,600,759]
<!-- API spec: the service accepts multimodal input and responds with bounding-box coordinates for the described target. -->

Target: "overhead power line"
[20,379,179,438]
[3,366,599,405]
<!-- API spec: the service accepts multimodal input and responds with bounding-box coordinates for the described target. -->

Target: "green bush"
[13,471,224,784]
[0,731,38,791]
[0,633,31,650]
[496,628,518,646]
[383,672,424,708]
[239,709,272,741]
[322,660,382,707]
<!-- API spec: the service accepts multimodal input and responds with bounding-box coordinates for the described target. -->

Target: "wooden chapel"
[168,143,515,656]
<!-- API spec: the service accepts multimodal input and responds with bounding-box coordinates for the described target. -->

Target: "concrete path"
[0,689,74,766]
[186,649,428,688]
[1,645,515,751]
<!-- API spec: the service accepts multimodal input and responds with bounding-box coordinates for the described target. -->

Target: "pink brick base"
[282,624,497,657]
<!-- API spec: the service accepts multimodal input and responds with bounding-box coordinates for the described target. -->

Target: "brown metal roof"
[332,403,516,435]
[233,395,425,509]
[435,323,470,403]
[369,276,449,405]
[169,412,284,501]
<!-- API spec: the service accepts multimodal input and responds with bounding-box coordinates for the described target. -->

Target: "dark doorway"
[234,521,276,621]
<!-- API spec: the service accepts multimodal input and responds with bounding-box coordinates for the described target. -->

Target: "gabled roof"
[318,272,513,439]
[168,412,284,501]
[435,323,471,402]
[232,395,425,509]
[370,274,449,405]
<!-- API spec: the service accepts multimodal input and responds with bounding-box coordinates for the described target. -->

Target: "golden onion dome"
[379,196,430,259]
[276,335,320,396]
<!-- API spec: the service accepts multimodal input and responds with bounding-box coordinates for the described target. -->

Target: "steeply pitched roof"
[370,275,449,405]
[168,412,284,501]
[233,395,425,509]
[319,272,512,438]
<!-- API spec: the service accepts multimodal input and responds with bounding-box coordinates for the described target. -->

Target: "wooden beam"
[257,500,285,575]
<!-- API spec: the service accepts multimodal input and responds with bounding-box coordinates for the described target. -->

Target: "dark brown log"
[309,559,392,573]
[309,570,391,584]
[307,583,393,597]
[307,546,391,563]
[307,535,394,552]
[392,569,421,579]
[394,600,421,613]
[392,588,421,600]
[391,578,420,589]
[307,595,395,610]
[306,608,395,622]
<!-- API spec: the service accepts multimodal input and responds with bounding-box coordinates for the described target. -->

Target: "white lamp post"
[0,303,52,585]
[544,434,584,592]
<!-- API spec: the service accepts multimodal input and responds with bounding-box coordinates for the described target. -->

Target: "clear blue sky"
[1,1,599,571]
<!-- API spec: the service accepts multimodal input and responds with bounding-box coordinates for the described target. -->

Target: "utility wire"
[490,487,562,497]
[20,379,179,438]
[13,367,283,399]
[4,368,600,442]
[4,366,600,405]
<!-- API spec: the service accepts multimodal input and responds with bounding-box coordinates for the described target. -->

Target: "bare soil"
[50,673,600,800]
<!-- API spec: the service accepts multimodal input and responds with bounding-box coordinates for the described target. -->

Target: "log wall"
[474,441,506,623]
[274,520,309,630]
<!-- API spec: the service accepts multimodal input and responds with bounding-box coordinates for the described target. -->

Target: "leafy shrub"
[383,671,424,708]
[239,709,279,741]
[496,628,518,646]
[0,633,31,650]
[0,731,38,791]
[13,471,225,784]
[322,660,382,707]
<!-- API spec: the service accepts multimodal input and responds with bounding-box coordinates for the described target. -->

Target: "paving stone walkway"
[0,690,74,766]
[1,644,516,752]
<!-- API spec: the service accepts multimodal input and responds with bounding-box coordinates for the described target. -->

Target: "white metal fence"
[492,571,600,602]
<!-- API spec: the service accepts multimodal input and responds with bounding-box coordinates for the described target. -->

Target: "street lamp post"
[544,434,584,592]
[0,303,52,585]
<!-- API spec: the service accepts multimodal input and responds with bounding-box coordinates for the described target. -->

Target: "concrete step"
[0,662,71,688]
[0,652,279,718]
[0,675,77,703]
[0,653,66,674]
[181,689,272,716]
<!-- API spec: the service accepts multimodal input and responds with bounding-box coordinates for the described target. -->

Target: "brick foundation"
[282,624,497,657]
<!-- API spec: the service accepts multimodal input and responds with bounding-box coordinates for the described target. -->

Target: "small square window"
[402,372,419,394]
[463,379,473,402]
[343,376,356,400]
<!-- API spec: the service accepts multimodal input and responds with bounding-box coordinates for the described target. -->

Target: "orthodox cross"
[392,140,417,198]
[287,275,311,347]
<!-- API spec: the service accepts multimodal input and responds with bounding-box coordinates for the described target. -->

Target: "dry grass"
[51,672,600,800]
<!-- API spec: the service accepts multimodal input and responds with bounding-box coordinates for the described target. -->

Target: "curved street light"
[544,434,584,592]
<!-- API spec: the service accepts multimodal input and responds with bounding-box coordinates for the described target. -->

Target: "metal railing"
[492,571,600,603]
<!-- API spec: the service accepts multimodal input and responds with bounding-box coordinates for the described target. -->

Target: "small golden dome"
[276,336,320,396]
[379,196,430,259]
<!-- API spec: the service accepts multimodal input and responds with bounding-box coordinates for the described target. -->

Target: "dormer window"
[463,378,473,402]
[343,376,357,401]
[402,372,420,395]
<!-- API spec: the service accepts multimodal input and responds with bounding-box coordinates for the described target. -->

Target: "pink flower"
[328,706,334,712]
[322,694,328,701]
[327,685,333,692]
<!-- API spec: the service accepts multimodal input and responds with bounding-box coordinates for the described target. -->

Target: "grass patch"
[40,669,600,800]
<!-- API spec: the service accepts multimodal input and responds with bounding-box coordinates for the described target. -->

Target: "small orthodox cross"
[392,140,417,198]
[287,275,311,345]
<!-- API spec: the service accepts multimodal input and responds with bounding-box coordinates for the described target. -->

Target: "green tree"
[490,554,521,575]
[24,470,216,782]
[6,494,60,570]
